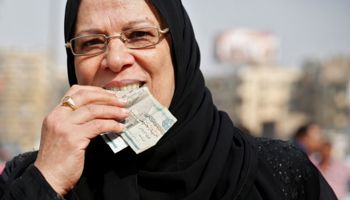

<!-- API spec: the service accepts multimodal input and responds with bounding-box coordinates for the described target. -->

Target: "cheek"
[152,55,175,106]
[150,56,172,82]
[140,54,158,72]
[74,58,100,85]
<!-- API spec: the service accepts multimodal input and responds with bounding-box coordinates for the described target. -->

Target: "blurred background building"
[207,28,350,154]
[296,57,350,132]
[0,50,69,153]
[208,29,307,139]
[207,55,350,140]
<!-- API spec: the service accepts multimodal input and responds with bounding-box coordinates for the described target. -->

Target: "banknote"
[101,131,129,153]
[101,87,177,154]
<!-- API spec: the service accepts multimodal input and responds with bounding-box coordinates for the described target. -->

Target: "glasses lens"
[122,27,159,49]
[72,35,106,55]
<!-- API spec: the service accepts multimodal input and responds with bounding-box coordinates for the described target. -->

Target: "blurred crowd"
[293,123,350,200]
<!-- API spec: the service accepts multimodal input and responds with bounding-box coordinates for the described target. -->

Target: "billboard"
[215,29,279,65]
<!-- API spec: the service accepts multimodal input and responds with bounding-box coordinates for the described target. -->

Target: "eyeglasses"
[65,26,169,56]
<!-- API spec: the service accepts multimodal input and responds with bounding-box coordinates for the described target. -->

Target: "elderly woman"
[0,0,336,199]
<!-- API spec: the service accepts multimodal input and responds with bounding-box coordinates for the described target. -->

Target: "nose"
[100,37,135,72]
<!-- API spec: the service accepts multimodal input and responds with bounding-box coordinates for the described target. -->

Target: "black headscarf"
[63,0,257,199]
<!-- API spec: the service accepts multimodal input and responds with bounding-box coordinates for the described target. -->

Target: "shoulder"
[253,137,334,199]
[255,137,307,163]
[254,137,316,180]
[6,151,37,170]
[1,151,38,181]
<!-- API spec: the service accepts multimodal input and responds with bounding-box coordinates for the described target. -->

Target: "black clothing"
[0,152,64,200]
[0,0,337,199]
[0,136,336,199]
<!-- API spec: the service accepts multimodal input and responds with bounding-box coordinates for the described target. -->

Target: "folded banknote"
[101,87,177,154]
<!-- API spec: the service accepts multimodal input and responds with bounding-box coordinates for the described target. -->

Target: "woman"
[0,0,336,199]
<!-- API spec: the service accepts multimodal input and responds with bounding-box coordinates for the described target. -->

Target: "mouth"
[104,82,144,91]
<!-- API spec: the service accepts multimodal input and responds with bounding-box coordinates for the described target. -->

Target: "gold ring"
[62,96,77,111]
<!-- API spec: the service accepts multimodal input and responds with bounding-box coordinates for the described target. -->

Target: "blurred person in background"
[0,160,4,175]
[318,141,350,200]
[0,0,336,199]
[293,123,324,165]
[0,145,20,174]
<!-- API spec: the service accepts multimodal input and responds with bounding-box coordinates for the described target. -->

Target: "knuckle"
[44,113,52,123]
[85,104,98,116]
[70,84,80,91]
[91,120,120,134]
[43,111,57,126]
[92,120,104,131]
[75,89,88,98]
[43,113,65,135]
[42,116,51,128]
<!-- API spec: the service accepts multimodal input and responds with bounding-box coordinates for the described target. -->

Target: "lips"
[105,83,143,91]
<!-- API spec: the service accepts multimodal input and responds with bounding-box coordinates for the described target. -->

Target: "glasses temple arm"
[65,42,71,48]
[159,28,169,35]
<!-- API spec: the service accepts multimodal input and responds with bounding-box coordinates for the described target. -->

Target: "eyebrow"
[75,28,103,37]
[75,19,157,37]
[124,19,156,28]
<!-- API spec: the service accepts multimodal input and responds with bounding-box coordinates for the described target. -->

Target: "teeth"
[105,83,142,92]
[120,86,127,91]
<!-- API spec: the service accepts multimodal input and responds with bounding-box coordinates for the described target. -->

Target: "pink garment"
[309,155,320,168]
[0,162,5,174]
[319,160,350,200]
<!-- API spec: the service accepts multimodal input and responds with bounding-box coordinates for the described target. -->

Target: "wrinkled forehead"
[75,0,167,35]
[77,0,139,18]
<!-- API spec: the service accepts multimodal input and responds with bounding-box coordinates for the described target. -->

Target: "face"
[74,0,175,108]
[305,124,323,153]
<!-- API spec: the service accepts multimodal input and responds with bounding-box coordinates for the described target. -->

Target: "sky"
[1,0,350,77]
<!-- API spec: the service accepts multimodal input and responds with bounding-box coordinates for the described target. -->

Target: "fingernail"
[119,97,127,103]
[121,108,129,114]
[106,90,116,94]
[119,123,125,131]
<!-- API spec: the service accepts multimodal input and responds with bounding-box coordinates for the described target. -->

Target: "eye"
[128,31,152,39]
[82,38,105,48]
[122,28,158,48]
[73,35,106,54]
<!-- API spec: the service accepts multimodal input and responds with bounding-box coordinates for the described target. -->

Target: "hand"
[34,85,129,196]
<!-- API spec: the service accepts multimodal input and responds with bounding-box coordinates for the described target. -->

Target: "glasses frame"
[65,26,169,56]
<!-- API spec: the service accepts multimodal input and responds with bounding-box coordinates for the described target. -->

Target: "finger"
[70,104,130,124]
[56,85,120,109]
[81,119,125,139]
[70,89,127,108]
[64,84,108,97]
[59,85,108,104]
[58,89,127,113]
